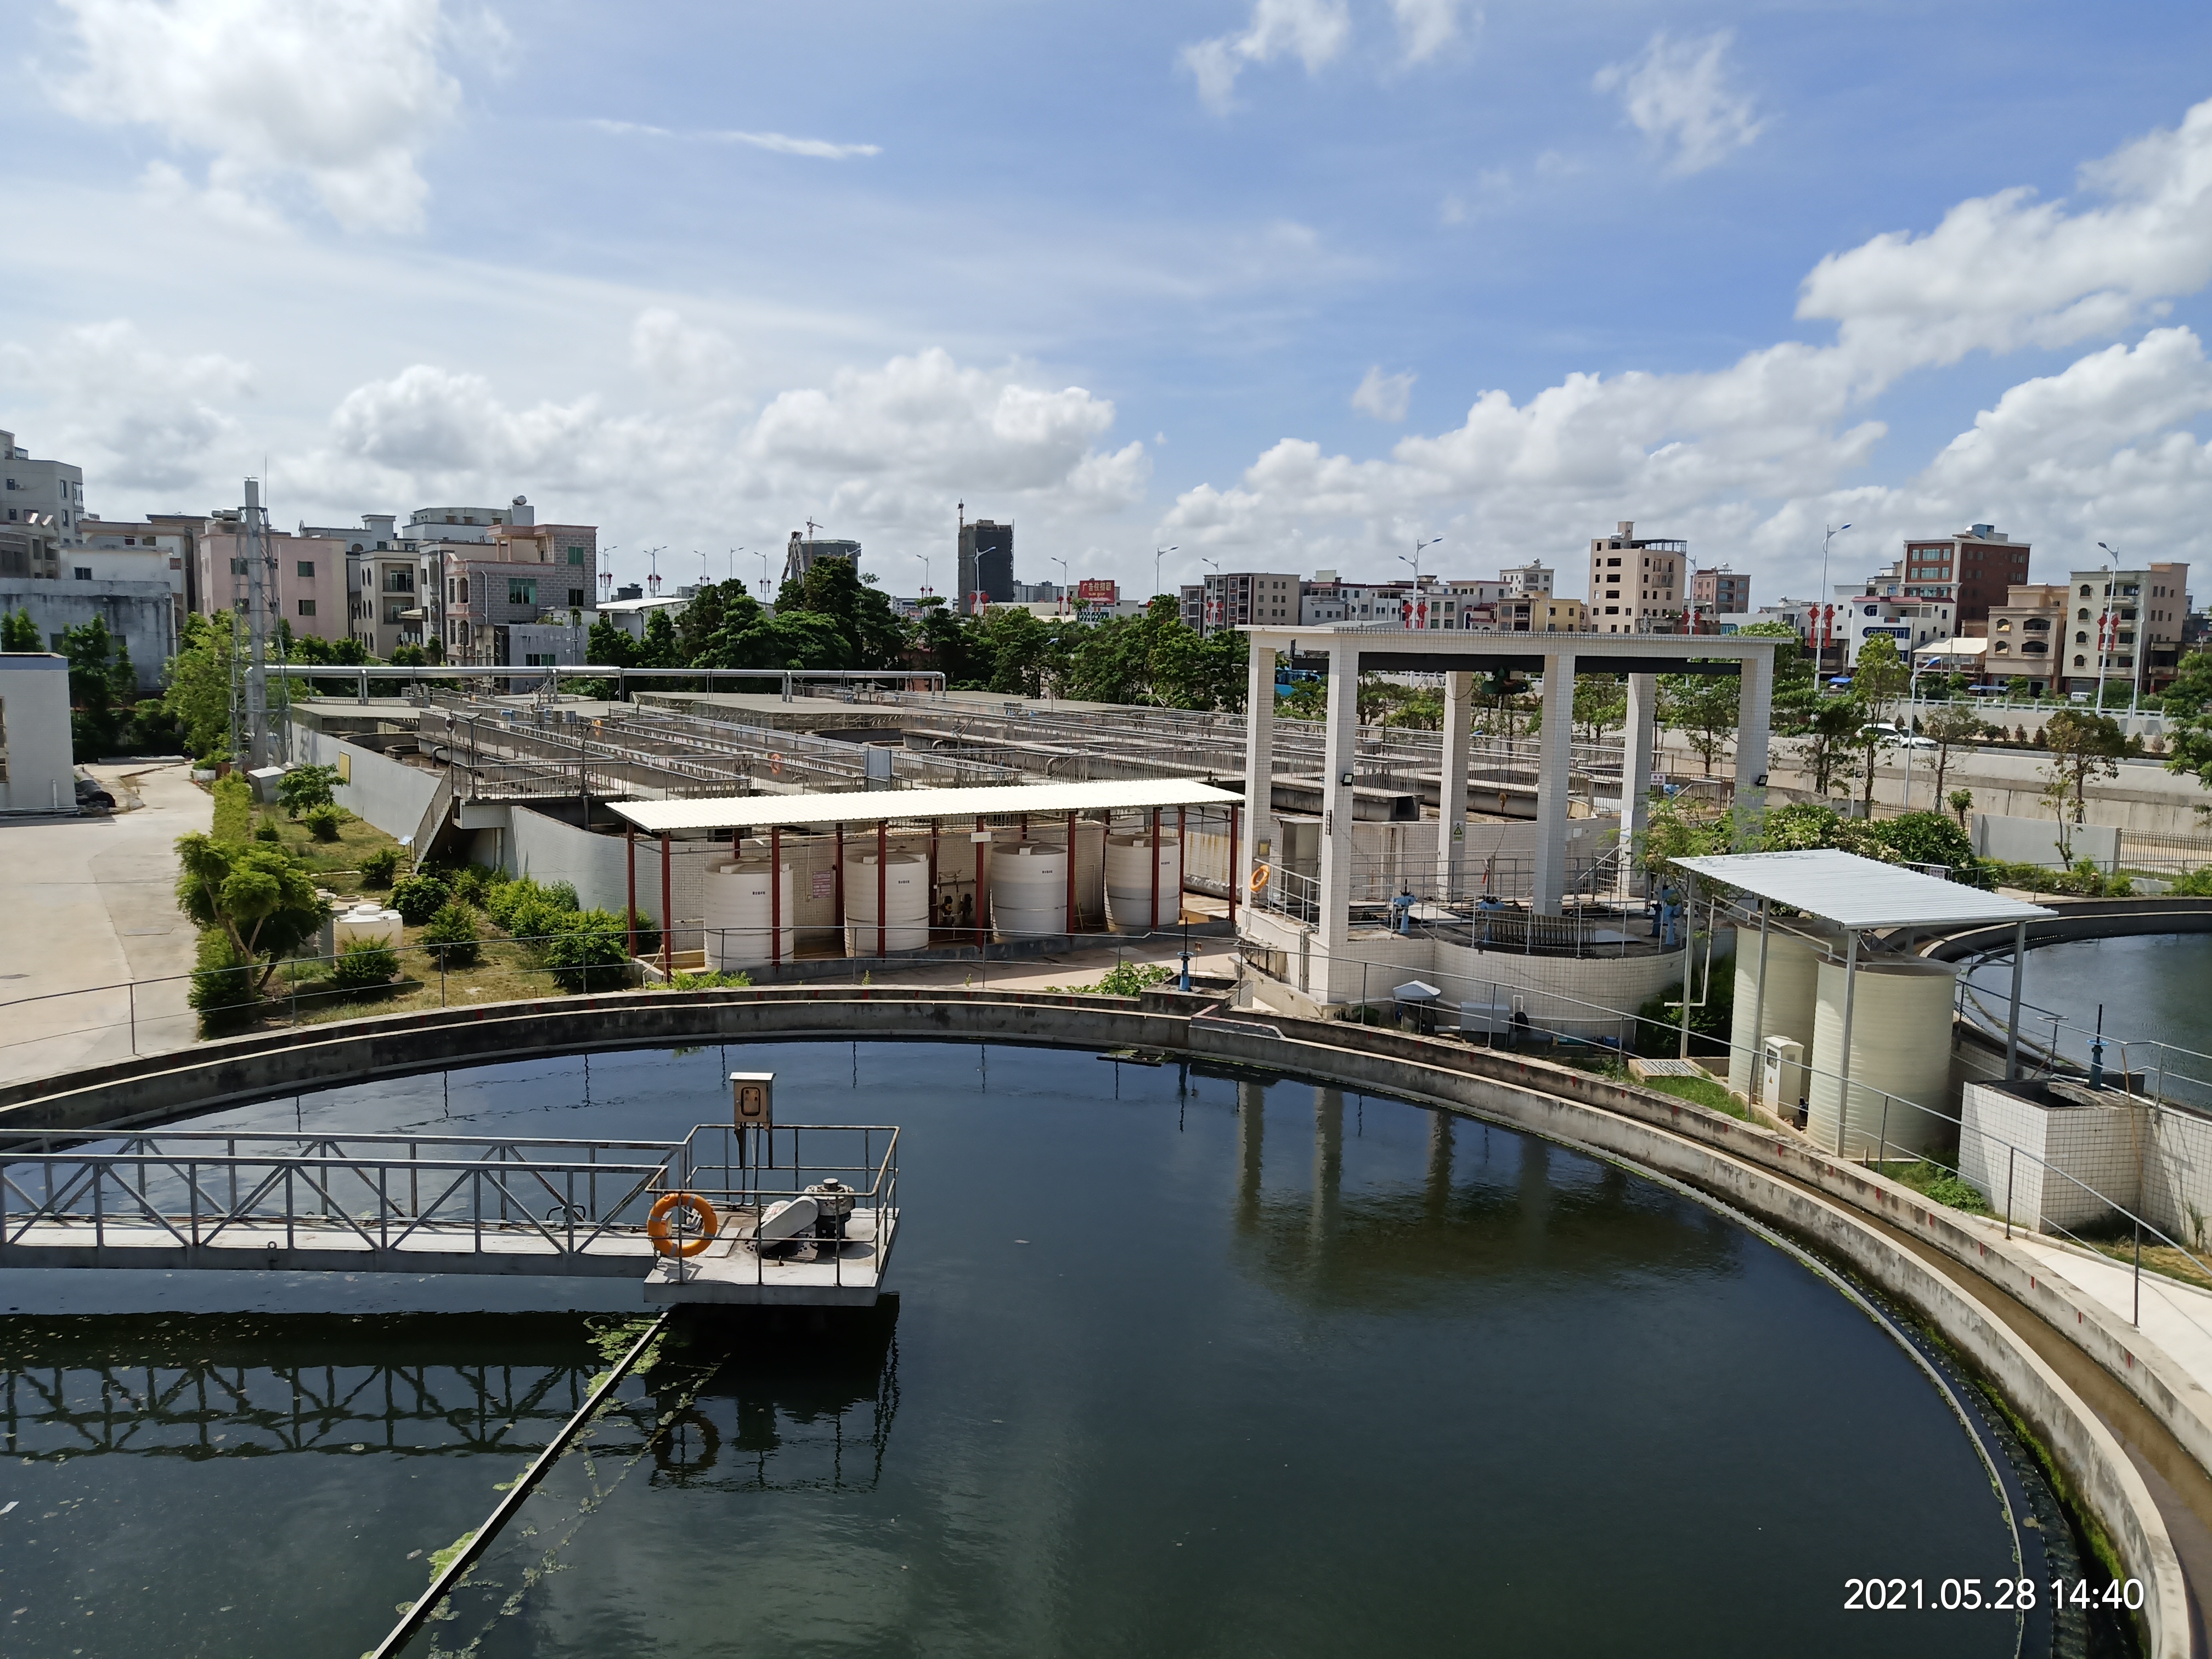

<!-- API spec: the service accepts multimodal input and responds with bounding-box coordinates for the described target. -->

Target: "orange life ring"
[647,1190,720,1257]
[1249,864,1271,891]
[769,753,783,776]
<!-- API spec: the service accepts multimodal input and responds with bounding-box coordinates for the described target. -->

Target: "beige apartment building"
[1587,521,1683,632]
[2060,562,2192,697]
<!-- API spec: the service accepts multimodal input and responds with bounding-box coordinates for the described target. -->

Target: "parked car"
[1859,721,1938,751]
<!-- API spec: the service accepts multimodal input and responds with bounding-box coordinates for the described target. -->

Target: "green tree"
[638,606,682,669]
[2040,709,2125,860]
[276,763,341,817]
[1921,703,1984,807]
[1658,670,1739,776]
[173,833,328,992]
[162,613,240,761]
[61,614,138,759]
[1574,675,1627,744]
[1,610,39,651]
[1850,634,1909,713]
[774,557,910,670]
[2159,650,2212,719]
[1796,697,1864,798]
[1064,596,1245,710]
[1857,717,1897,819]
[1948,787,1974,829]
[588,612,641,672]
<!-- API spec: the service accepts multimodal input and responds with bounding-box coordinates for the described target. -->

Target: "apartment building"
[191,514,351,646]
[2061,562,2192,696]
[1839,595,1955,665]
[1182,570,1299,632]
[1980,583,2067,692]
[1498,562,1552,597]
[1690,567,1749,616]
[1874,524,2031,627]
[1504,596,1588,634]
[1587,522,1683,632]
[74,517,191,624]
[1,429,86,554]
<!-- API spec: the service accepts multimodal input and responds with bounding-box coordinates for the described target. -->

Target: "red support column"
[1065,810,1077,939]
[625,826,637,958]
[876,820,888,958]
[1149,806,1161,934]
[769,825,782,966]
[659,832,673,983]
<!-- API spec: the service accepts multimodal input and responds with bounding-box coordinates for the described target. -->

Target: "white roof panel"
[1671,848,2052,929]
[608,777,1242,833]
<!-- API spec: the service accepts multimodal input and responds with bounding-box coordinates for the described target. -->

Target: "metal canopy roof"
[1671,849,2053,930]
[608,777,1243,834]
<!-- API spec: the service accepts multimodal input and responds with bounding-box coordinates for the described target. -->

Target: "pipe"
[625,827,637,960]
[770,826,782,967]
[659,832,673,984]
[877,821,888,958]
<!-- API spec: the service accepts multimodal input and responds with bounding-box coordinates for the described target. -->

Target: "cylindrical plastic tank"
[991,842,1068,938]
[1104,830,1182,933]
[332,903,402,949]
[701,859,795,970]
[1805,958,1959,1160]
[1726,929,1827,1100]
[843,851,929,954]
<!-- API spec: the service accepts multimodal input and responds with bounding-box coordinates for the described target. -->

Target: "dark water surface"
[1966,932,2212,1102]
[2,1042,2023,1657]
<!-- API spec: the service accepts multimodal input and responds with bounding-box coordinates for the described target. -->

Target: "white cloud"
[1390,0,1475,64]
[1180,0,1351,115]
[629,308,743,400]
[1159,99,2212,596]
[52,0,463,233]
[589,119,880,159]
[1593,30,1763,176]
[1351,365,1415,421]
[329,365,600,478]
[0,320,252,493]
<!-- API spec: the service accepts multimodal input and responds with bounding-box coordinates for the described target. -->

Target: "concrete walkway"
[0,761,207,1085]
[2000,1228,2212,1398]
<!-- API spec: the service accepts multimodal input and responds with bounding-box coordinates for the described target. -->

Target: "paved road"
[0,762,208,1086]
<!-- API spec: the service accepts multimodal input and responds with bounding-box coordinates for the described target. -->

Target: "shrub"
[1635,960,1735,1058]
[627,909,662,958]
[390,872,452,925]
[252,822,281,843]
[188,931,262,1032]
[210,774,253,842]
[301,803,346,842]
[672,968,753,989]
[542,879,580,912]
[331,935,399,990]
[420,900,482,968]
[276,763,341,817]
[447,864,494,906]
[2171,866,2212,897]
[486,875,580,945]
[358,846,399,887]
[539,909,631,992]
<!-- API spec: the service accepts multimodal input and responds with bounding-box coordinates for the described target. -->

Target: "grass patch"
[1869,1159,1993,1215]
[253,804,406,888]
[1644,1073,1752,1121]
[2076,1238,2212,1294]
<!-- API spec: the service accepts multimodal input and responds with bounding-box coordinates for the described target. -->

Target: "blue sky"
[8,0,2212,607]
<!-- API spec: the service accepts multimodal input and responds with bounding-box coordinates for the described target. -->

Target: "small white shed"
[0,652,76,815]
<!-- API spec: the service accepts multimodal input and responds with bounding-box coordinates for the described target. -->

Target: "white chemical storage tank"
[844,851,929,954]
[701,859,795,970]
[991,842,1068,938]
[1805,958,1958,1159]
[333,902,402,949]
[1726,929,1827,1099]
[1104,830,1182,933]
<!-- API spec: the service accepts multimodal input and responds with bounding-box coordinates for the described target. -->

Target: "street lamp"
[2096,542,2139,716]
[1154,544,1178,601]
[914,551,932,599]
[1400,535,1443,628]
[1052,556,1070,616]
[1819,523,1852,673]
[757,550,771,599]
[1199,556,1221,638]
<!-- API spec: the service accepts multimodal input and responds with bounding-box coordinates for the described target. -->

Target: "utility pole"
[1154,544,1177,601]
[243,478,272,769]
[1819,523,1852,675]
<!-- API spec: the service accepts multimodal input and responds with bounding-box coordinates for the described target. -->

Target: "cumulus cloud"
[1351,365,1415,421]
[0,320,252,493]
[52,0,463,233]
[1390,0,1475,64]
[1180,0,1351,115]
[629,308,743,400]
[329,365,599,477]
[1593,30,1763,175]
[1159,98,2212,594]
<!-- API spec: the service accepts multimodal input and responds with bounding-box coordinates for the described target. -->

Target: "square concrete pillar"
[1617,672,1656,893]
[1316,641,1362,951]
[1437,670,1473,899]
[1532,650,1577,915]
[1241,634,1276,892]
[1734,646,1774,830]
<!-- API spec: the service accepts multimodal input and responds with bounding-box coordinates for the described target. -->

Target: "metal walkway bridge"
[0,1122,899,1305]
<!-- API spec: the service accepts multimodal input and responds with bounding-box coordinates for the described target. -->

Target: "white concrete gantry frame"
[1237,627,1780,988]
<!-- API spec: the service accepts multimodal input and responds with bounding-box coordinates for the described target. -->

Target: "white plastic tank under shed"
[1104,830,1182,933]
[1805,958,1959,1159]
[1726,929,1826,1100]
[702,859,795,970]
[844,851,928,953]
[990,842,1067,938]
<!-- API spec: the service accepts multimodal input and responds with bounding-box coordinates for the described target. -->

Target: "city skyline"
[5,1,2212,610]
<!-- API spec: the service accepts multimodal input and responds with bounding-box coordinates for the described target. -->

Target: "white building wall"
[0,654,77,814]
[291,726,442,843]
